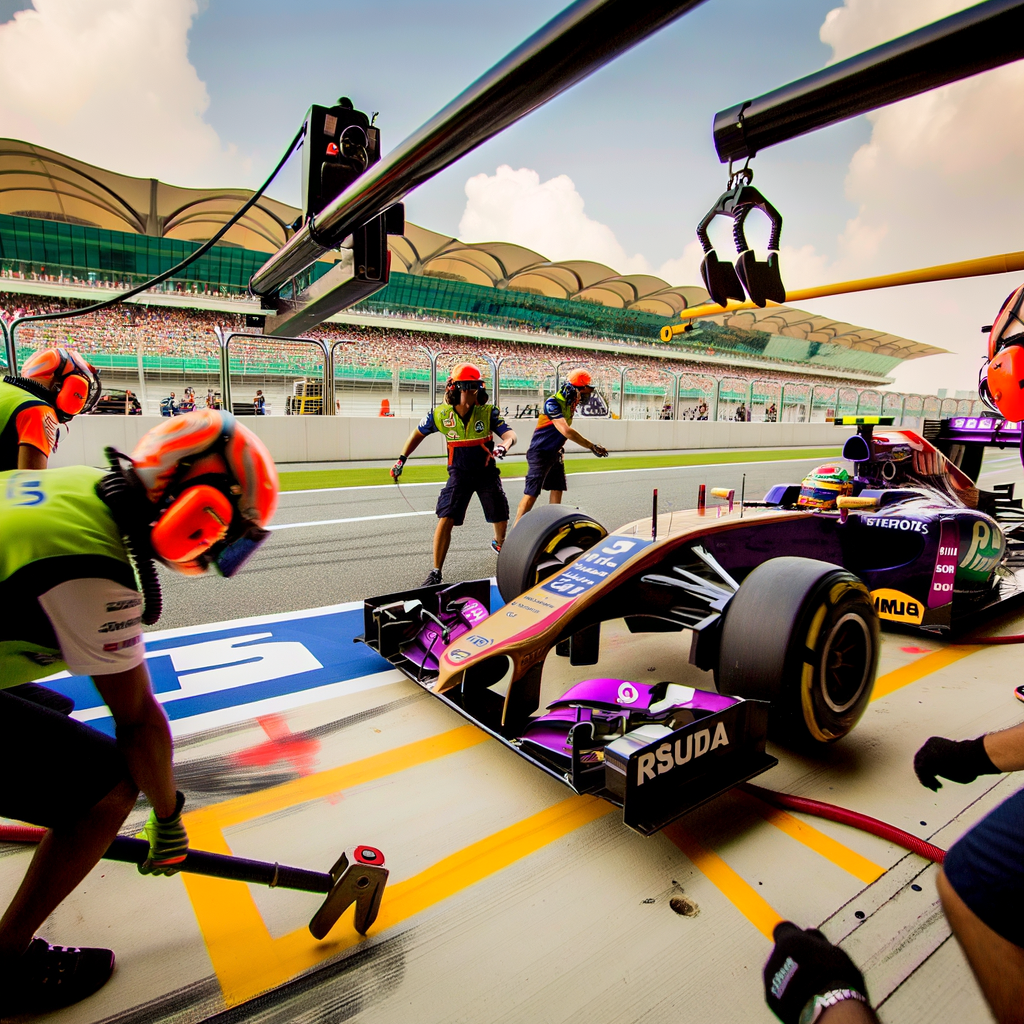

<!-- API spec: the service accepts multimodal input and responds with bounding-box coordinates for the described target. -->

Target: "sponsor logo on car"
[636,722,729,784]
[959,519,1003,576]
[447,649,470,662]
[870,588,923,624]
[465,634,492,648]
[616,682,640,705]
[863,516,928,534]
[541,537,653,598]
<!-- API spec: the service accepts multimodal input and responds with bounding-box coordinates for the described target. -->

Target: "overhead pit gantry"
[666,0,1024,334]
[246,0,709,337]
[247,0,1024,341]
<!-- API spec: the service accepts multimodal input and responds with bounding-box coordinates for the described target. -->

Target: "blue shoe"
[490,540,501,554]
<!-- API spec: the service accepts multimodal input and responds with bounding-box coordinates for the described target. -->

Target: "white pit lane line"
[269,509,435,531]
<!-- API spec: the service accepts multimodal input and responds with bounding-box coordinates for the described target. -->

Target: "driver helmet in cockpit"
[797,464,853,509]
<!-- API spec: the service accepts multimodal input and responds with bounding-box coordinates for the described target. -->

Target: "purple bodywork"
[520,677,739,772]
[401,595,489,673]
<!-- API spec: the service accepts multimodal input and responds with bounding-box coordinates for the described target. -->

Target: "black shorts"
[436,468,509,526]
[0,689,131,827]
[944,786,1024,948]
[524,448,567,497]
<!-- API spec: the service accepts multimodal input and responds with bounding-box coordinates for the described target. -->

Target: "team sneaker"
[0,937,115,1015]
[422,568,443,586]
[490,540,501,554]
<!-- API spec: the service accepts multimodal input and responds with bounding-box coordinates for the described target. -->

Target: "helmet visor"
[214,524,271,578]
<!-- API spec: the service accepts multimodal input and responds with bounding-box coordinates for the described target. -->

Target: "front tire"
[717,556,878,745]
[497,505,607,602]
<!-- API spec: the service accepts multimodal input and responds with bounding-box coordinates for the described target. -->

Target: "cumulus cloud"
[0,0,246,185]
[459,165,652,273]
[810,0,1024,393]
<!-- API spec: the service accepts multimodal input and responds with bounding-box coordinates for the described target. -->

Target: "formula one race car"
[358,417,1024,834]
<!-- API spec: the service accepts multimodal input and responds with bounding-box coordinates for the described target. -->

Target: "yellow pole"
[659,249,1024,341]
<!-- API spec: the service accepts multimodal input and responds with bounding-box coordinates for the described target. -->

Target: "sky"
[0,0,1015,395]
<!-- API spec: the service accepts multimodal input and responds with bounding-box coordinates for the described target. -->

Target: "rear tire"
[717,556,878,745]
[497,505,607,602]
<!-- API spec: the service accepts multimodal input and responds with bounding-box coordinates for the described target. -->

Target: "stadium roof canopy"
[0,139,944,361]
[0,139,297,253]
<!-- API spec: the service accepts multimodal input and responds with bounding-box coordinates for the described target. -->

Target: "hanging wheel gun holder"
[695,164,785,308]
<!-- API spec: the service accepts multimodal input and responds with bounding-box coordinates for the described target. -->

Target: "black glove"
[391,454,408,479]
[764,922,867,1024]
[914,735,998,791]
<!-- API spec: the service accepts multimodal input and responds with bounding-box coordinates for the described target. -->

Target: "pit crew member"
[0,347,100,470]
[913,727,1024,1023]
[0,410,278,1016]
[391,363,516,585]
[513,369,608,527]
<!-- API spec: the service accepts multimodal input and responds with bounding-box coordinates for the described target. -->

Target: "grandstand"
[0,139,954,421]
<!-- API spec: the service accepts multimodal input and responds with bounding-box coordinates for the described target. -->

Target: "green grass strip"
[278,446,842,492]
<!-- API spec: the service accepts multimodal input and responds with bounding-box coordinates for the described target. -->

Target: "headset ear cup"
[478,388,488,405]
[150,485,233,566]
[56,374,90,417]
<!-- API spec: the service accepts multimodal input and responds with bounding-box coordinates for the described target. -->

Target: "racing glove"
[493,444,508,460]
[914,735,998,791]
[136,790,189,875]
[390,454,408,479]
[764,922,868,1024]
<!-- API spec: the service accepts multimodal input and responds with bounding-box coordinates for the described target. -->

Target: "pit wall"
[49,416,854,469]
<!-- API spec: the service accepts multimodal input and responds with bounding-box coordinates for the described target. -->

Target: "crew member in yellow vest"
[391,363,516,586]
[0,411,278,1015]
[513,368,608,527]
[0,347,101,470]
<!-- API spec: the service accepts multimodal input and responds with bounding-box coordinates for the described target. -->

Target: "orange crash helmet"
[130,410,279,577]
[985,284,1024,421]
[20,346,101,422]
[445,362,488,404]
[798,464,853,509]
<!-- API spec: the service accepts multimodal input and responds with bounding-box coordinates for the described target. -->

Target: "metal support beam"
[250,0,706,300]
[714,0,1024,162]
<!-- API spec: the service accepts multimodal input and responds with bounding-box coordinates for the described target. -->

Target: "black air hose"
[96,448,162,626]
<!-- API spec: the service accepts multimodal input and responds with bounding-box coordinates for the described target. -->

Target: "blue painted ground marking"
[51,583,504,736]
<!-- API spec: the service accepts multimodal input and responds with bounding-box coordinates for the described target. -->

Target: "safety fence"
[2,318,981,424]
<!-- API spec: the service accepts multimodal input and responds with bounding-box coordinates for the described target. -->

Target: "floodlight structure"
[248,0,709,337]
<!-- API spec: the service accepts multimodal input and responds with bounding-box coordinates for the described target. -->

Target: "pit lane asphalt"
[154,449,1024,631]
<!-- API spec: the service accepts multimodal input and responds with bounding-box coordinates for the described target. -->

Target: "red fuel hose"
[0,825,44,843]
[743,784,946,864]
[5,791,947,865]
[952,634,1024,645]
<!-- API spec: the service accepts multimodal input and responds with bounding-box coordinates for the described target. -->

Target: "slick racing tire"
[717,556,878,746]
[498,505,607,602]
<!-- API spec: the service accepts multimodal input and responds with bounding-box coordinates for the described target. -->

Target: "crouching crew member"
[513,369,608,527]
[0,410,278,1016]
[0,347,101,470]
[912,727,1024,1022]
[391,363,516,585]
